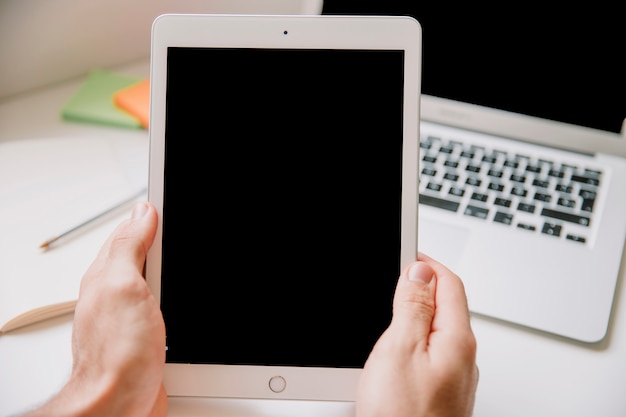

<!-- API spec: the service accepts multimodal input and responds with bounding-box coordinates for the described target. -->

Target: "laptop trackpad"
[418,218,470,273]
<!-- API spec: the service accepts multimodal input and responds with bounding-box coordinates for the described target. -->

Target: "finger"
[389,260,437,350]
[417,252,471,329]
[83,202,158,285]
[109,201,157,263]
[418,252,475,348]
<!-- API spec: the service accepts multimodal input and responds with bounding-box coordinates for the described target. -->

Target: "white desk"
[0,59,150,416]
[1,60,626,417]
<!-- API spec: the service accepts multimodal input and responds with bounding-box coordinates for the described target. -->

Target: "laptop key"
[510,173,526,183]
[419,194,460,212]
[517,223,536,231]
[420,141,432,150]
[579,189,597,212]
[541,208,590,226]
[510,186,528,197]
[555,183,572,193]
[471,192,488,202]
[421,167,437,176]
[532,178,550,188]
[464,204,489,219]
[487,169,503,178]
[449,187,465,197]
[426,182,442,192]
[518,202,536,213]
[466,177,481,187]
[526,165,542,174]
[494,197,512,208]
[466,164,481,173]
[548,169,565,178]
[533,192,551,203]
[541,222,562,237]
[494,211,514,225]
[443,172,459,181]
[571,174,600,187]
[566,234,587,243]
[557,197,576,208]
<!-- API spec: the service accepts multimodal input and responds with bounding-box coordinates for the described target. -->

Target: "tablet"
[145,13,421,407]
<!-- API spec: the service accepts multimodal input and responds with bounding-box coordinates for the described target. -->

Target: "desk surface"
[1,60,626,417]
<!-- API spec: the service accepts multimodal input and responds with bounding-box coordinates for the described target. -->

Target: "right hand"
[357,252,478,417]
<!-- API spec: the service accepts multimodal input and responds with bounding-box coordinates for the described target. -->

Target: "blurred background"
[0,0,323,100]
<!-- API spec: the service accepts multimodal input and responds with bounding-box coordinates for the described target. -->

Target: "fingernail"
[408,262,434,284]
[131,202,148,219]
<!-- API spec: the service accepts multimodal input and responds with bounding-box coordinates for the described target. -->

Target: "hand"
[22,202,167,417]
[357,252,478,417]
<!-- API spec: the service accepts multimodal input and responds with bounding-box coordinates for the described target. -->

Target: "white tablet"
[145,13,421,407]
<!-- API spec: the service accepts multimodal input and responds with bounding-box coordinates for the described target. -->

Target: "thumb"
[105,201,158,268]
[390,261,437,348]
[87,202,158,278]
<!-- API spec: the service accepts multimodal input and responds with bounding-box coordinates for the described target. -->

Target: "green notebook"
[61,69,143,129]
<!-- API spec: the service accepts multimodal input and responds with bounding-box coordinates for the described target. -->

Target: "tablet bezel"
[146,13,421,402]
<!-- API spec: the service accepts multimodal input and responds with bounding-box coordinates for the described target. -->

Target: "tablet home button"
[268,376,286,393]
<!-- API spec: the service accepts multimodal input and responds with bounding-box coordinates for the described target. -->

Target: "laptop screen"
[160,46,405,368]
[323,2,626,135]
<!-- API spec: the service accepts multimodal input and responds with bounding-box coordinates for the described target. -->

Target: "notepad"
[0,137,137,334]
[113,78,150,129]
[61,69,144,129]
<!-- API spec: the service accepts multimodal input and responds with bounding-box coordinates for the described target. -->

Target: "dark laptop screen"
[324,1,626,135]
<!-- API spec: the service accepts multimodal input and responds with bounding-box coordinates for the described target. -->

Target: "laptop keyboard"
[418,125,603,245]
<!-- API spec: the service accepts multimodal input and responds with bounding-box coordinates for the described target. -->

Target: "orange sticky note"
[113,79,150,129]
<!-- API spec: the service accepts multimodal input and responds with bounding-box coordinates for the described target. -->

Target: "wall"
[0,0,323,100]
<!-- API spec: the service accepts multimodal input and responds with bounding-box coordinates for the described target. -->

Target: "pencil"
[38,186,148,249]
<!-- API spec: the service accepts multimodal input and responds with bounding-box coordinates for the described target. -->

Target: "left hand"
[22,202,167,417]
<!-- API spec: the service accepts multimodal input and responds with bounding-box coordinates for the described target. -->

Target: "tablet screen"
[160,46,405,368]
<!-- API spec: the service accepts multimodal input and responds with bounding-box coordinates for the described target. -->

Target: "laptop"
[403,9,626,343]
[145,13,421,416]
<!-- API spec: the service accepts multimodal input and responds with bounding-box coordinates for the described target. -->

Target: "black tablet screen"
[161,47,405,368]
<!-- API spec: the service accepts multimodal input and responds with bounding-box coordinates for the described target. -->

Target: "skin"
[22,202,167,417]
[357,253,479,417]
[21,203,478,417]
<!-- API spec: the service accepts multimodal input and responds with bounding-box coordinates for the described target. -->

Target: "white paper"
[0,137,140,333]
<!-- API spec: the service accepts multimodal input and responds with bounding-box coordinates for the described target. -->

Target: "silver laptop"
[411,12,626,343]
[146,13,421,416]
